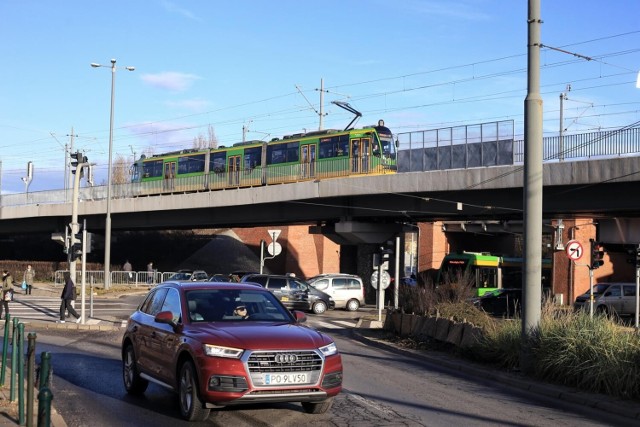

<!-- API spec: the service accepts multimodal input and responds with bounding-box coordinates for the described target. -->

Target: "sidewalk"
[7,281,149,331]
[0,282,138,426]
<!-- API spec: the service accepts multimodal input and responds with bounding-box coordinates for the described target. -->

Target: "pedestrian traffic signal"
[590,239,605,270]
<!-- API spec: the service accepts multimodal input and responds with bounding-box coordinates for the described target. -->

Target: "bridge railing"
[3,125,639,208]
[52,270,178,287]
[397,123,640,172]
[0,156,393,208]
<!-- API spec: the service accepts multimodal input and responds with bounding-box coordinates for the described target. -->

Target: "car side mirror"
[292,310,307,323]
[155,310,178,328]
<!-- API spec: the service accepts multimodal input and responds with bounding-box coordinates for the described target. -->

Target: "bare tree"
[112,154,130,184]
[193,124,218,150]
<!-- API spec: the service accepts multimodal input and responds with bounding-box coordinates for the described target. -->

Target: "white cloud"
[141,72,201,92]
[162,0,201,21]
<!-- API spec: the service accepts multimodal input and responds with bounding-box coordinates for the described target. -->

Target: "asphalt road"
[17,311,638,427]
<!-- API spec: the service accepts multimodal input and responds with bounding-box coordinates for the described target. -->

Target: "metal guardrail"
[52,270,179,287]
[2,125,639,207]
[397,123,640,172]
[0,156,395,208]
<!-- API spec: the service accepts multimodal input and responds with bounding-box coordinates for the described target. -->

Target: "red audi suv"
[121,281,343,421]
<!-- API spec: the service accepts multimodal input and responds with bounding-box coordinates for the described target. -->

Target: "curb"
[350,328,640,422]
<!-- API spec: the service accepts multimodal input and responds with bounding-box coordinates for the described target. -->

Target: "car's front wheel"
[179,360,211,421]
[302,397,334,414]
[312,300,327,314]
[346,299,360,311]
[123,344,148,395]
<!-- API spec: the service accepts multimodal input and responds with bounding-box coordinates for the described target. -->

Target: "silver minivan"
[307,274,365,311]
[574,282,637,316]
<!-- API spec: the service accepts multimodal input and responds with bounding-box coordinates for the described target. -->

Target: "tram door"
[361,137,370,173]
[301,144,316,178]
[228,155,241,186]
[163,161,176,191]
[350,139,361,173]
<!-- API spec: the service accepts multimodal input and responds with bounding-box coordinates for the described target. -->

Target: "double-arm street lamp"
[91,59,135,289]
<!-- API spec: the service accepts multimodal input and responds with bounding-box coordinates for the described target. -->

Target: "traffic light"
[590,239,605,270]
[69,233,82,261]
[70,151,87,178]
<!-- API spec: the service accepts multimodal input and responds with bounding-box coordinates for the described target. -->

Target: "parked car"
[574,282,637,316]
[168,269,209,282]
[306,273,365,311]
[122,282,342,421]
[208,273,232,282]
[471,288,523,317]
[240,274,335,314]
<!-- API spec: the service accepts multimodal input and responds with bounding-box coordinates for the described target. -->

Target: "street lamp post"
[91,59,134,289]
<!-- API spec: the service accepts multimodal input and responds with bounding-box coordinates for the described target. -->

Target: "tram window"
[244,147,262,169]
[476,267,497,288]
[210,152,226,173]
[178,154,206,174]
[143,160,163,178]
[267,142,299,165]
[318,135,349,159]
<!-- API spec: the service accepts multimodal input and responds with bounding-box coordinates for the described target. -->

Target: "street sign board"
[267,241,282,256]
[267,229,281,241]
[371,271,391,290]
[565,239,584,261]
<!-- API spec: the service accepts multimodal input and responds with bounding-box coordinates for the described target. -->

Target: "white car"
[307,274,365,311]
[574,282,637,316]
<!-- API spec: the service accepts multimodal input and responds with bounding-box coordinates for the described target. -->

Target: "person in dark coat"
[59,272,81,323]
[1,270,13,320]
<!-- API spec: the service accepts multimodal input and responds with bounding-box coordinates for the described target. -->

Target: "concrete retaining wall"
[386,312,483,349]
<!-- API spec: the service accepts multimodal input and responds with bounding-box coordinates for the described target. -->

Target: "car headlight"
[319,342,338,357]
[203,344,244,359]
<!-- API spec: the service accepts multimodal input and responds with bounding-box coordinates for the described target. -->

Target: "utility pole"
[521,0,543,374]
[319,78,324,131]
[559,85,570,161]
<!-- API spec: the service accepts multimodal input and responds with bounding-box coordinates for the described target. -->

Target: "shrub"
[532,308,640,399]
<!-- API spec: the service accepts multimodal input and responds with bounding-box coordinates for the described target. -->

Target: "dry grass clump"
[395,272,640,399]
[532,307,640,398]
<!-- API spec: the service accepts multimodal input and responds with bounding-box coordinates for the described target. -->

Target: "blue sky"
[1,0,639,192]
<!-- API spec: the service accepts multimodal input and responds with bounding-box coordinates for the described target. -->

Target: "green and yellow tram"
[131,120,396,194]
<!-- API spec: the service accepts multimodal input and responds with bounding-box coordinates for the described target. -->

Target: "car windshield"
[591,284,613,296]
[170,272,192,280]
[185,288,293,323]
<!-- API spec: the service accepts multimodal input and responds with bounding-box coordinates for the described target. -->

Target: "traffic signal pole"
[69,161,82,285]
[69,157,88,289]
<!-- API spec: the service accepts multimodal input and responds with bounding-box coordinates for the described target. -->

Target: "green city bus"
[437,252,552,296]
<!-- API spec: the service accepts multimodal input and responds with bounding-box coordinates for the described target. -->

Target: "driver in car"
[233,305,249,319]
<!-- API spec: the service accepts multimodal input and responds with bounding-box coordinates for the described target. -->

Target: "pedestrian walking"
[147,261,154,284]
[23,264,35,295]
[0,270,13,320]
[123,260,133,283]
[59,271,81,324]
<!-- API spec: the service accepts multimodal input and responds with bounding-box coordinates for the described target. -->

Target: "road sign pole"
[378,258,383,322]
[589,267,594,318]
[635,258,639,329]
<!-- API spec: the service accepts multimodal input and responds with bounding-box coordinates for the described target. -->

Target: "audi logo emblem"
[274,353,298,364]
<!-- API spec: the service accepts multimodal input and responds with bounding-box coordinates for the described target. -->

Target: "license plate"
[265,373,308,385]
[281,296,289,302]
